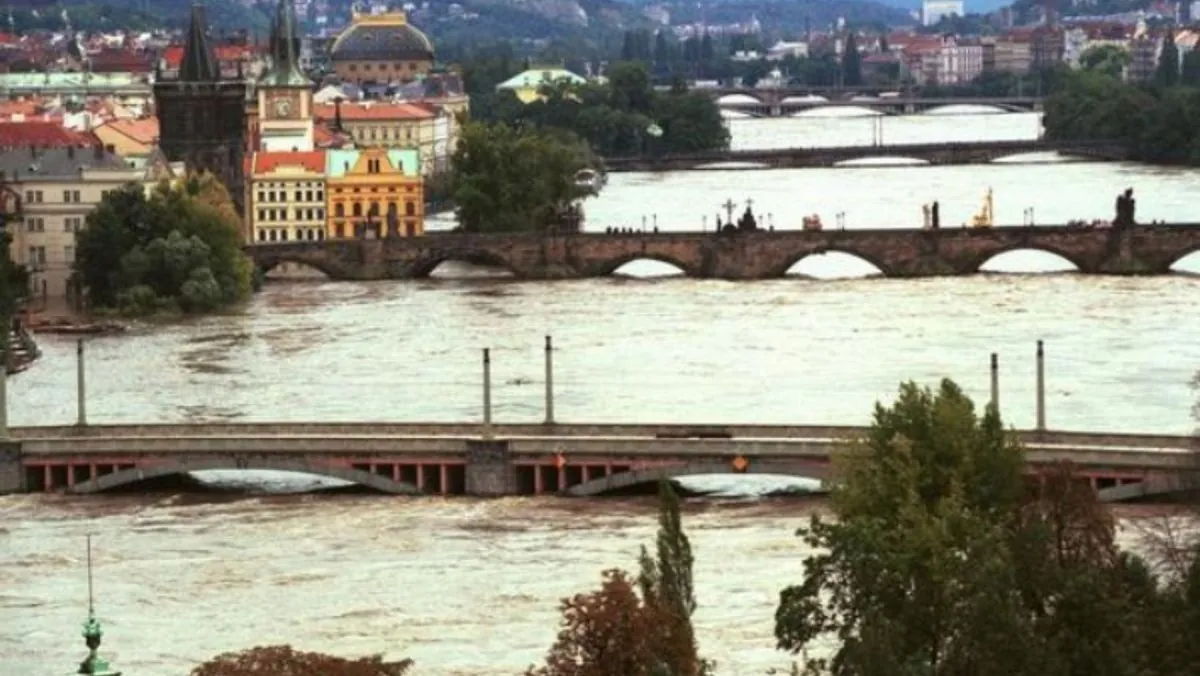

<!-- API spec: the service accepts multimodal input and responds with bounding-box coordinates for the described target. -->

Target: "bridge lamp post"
[990,352,1000,414]
[76,338,87,427]
[1036,340,1046,432]
[482,348,493,439]
[544,336,555,426]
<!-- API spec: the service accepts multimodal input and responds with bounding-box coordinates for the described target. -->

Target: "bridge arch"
[772,247,893,278]
[970,245,1087,274]
[1167,244,1200,272]
[408,250,520,278]
[67,458,422,495]
[565,460,830,497]
[596,252,700,277]
[252,253,346,279]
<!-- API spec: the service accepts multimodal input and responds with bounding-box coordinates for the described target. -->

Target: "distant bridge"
[710,94,1045,117]
[236,224,1200,281]
[1,422,1196,501]
[603,139,1127,172]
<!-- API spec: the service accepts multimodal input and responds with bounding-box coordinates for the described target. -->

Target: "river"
[3,110,1200,675]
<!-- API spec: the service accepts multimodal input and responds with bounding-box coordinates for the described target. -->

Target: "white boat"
[574,168,606,194]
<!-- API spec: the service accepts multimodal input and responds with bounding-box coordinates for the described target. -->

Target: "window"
[316,191,324,201]
[295,190,302,201]
[352,203,362,217]
[281,230,289,241]
[268,230,277,242]
[64,245,74,263]
[317,208,324,219]
[28,246,46,266]
[305,190,313,202]
[64,217,82,232]
[258,209,266,222]
[405,202,415,216]
[269,191,277,202]
[258,191,265,202]
[335,203,344,218]
[257,230,266,242]
[26,217,44,232]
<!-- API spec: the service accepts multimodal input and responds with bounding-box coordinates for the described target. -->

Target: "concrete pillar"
[76,339,87,427]
[465,439,515,496]
[0,346,7,440]
[1036,340,1046,431]
[990,352,1000,414]
[543,335,555,425]
[0,440,22,494]
[482,348,492,439]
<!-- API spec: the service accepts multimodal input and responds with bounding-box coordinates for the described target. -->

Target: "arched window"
[352,203,362,217]
[405,201,415,216]
[335,203,344,218]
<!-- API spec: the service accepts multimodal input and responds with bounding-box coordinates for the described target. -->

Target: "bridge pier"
[0,441,23,494]
[464,439,516,496]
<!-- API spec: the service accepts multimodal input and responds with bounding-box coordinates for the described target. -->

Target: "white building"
[923,0,964,26]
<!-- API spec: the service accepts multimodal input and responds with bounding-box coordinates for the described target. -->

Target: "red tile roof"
[313,123,353,149]
[162,44,256,69]
[253,150,326,174]
[0,121,97,149]
[313,102,435,122]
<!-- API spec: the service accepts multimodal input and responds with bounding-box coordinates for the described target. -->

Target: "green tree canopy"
[75,173,254,316]
[450,122,593,233]
[775,379,1200,676]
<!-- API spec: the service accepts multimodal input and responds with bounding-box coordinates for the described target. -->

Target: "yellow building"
[330,10,435,85]
[325,148,423,239]
[248,151,327,243]
[313,101,452,175]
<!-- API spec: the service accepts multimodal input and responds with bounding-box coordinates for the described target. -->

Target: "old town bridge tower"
[153,3,248,215]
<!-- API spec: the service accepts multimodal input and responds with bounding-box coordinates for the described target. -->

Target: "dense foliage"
[528,481,712,676]
[190,645,412,676]
[1043,65,1200,166]
[465,58,729,157]
[774,379,1200,676]
[450,121,593,233]
[75,173,254,316]
[10,0,269,32]
[0,231,28,330]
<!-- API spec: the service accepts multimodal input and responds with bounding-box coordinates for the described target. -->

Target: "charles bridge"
[602,139,1128,172]
[243,224,1200,281]
[0,421,1195,502]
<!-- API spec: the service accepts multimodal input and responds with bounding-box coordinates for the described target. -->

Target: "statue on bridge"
[1114,188,1136,229]
[737,204,759,231]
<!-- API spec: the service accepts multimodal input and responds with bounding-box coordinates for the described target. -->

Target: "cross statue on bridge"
[721,198,737,224]
[745,198,755,211]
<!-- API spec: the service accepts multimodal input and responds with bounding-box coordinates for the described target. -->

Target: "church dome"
[331,11,434,63]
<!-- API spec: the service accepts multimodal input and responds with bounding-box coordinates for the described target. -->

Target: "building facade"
[249,151,327,243]
[313,101,452,174]
[325,148,423,239]
[153,3,248,215]
[2,145,152,302]
[329,10,435,85]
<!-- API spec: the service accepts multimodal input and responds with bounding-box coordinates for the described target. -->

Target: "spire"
[180,2,221,82]
[77,535,121,676]
[261,0,310,87]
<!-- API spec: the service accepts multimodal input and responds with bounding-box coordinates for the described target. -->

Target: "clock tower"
[257,0,313,151]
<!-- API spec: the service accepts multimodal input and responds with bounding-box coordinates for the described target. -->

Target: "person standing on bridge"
[931,201,941,230]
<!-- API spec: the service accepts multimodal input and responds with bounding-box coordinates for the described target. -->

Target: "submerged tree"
[190,645,412,676]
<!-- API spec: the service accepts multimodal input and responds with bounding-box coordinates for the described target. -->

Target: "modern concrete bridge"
[714,95,1044,117]
[242,224,1200,281]
[0,422,1195,501]
[603,139,1126,172]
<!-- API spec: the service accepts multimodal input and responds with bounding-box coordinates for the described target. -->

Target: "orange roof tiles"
[0,121,97,148]
[163,44,256,69]
[313,102,435,122]
[253,150,325,174]
[101,117,159,145]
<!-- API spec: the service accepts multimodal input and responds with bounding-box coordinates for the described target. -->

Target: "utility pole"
[1035,340,1046,431]
[481,348,492,439]
[543,336,555,425]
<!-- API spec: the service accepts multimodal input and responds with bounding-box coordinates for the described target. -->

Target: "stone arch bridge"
[245,224,1200,281]
[602,139,1127,172]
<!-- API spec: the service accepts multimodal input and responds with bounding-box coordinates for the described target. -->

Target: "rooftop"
[0,145,130,181]
[253,150,326,174]
[313,101,436,121]
[0,122,97,149]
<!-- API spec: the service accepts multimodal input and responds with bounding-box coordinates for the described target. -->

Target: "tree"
[773,379,1187,676]
[450,122,592,233]
[1080,44,1131,80]
[191,645,412,676]
[74,173,254,315]
[842,32,863,87]
[1157,30,1180,88]
[530,481,710,676]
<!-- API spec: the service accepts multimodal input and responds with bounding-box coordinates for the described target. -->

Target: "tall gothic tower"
[257,0,314,152]
[153,3,248,215]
